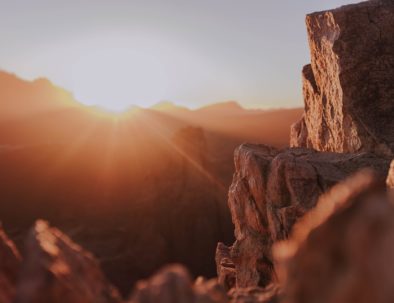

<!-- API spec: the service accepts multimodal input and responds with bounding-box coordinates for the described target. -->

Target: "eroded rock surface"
[278,172,394,303]
[224,143,389,288]
[291,0,394,156]
[128,264,227,303]
[14,220,121,303]
[215,243,236,291]
[0,226,21,303]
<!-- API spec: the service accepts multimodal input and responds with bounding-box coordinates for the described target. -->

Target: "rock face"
[221,143,389,288]
[0,226,21,303]
[215,243,236,291]
[128,265,227,303]
[14,220,121,303]
[278,172,394,303]
[291,0,394,156]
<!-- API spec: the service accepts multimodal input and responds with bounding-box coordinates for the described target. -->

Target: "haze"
[0,0,359,110]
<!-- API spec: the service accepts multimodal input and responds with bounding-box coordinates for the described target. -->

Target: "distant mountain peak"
[197,101,244,112]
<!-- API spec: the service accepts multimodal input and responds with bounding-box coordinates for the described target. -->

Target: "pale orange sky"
[0,0,361,110]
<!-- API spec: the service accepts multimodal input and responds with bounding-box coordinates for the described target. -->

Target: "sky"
[0,0,361,110]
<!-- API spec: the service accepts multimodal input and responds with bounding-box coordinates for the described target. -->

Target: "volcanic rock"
[225,143,389,288]
[277,171,394,303]
[14,220,121,303]
[0,226,21,303]
[291,0,394,156]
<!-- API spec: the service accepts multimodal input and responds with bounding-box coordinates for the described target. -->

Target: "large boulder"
[14,220,121,303]
[291,0,394,156]
[0,226,21,303]
[277,171,394,303]
[222,143,389,288]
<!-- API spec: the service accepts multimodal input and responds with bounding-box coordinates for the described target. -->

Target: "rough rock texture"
[0,226,21,303]
[128,265,228,303]
[223,143,389,288]
[215,243,236,291]
[278,172,394,303]
[291,0,394,156]
[387,160,394,188]
[14,220,121,303]
[228,285,279,303]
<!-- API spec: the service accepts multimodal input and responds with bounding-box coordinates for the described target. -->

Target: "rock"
[387,160,394,188]
[277,171,394,303]
[228,284,279,303]
[14,220,121,303]
[291,0,394,156]
[0,225,21,303]
[215,243,236,290]
[225,143,389,288]
[128,264,227,303]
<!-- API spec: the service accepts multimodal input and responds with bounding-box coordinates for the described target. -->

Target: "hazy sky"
[0,0,360,110]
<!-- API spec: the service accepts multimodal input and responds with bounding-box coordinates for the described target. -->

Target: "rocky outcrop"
[291,0,394,156]
[215,243,236,291]
[221,143,390,288]
[128,265,227,303]
[0,226,21,303]
[277,171,394,303]
[14,220,121,303]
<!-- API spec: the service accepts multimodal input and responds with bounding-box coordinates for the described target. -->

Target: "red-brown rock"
[128,264,227,303]
[215,243,236,291]
[291,0,394,156]
[14,220,121,303]
[277,171,394,303]
[0,226,21,303]
[225,143,389,288]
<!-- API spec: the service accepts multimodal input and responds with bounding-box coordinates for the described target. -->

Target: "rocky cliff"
[217,144,389,289]
[291,0,394,156]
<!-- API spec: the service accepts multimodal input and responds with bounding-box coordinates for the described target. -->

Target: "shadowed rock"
[224,143,389,288]
[14,220,121,303]
[291,0,394,156]
[215,243,236,291]
[0,226,21,303]
[128,264,227,303]
[277,171,394,303]
[228,284,279,303]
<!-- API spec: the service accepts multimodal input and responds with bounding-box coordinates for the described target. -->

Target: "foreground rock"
[0,226,21,303]
[128,265,227,303]
[277,171,394,303]
[291,0,394,156]
[14,220,121,303]
[221,143,389,288]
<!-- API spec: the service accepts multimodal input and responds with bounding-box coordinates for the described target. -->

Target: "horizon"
[0,0,360,111]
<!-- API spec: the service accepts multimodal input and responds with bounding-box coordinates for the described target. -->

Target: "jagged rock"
[215,243,236,290]
[291,0,394,156]
[14,220,121,303]
[225,143,389,288]
[0,226,21,303]
[228,284,279,303]
[387,160,394,188]
[128,264,227,303]
[277,171,394,303]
